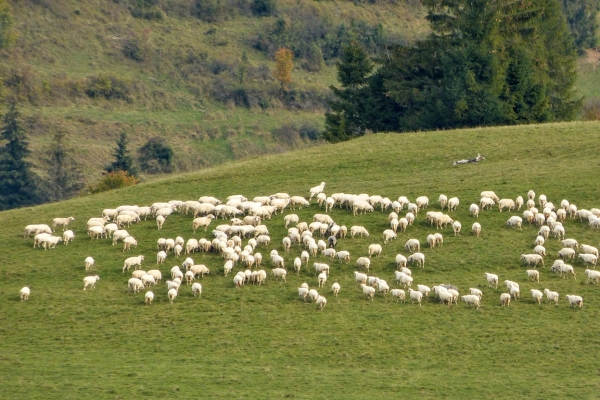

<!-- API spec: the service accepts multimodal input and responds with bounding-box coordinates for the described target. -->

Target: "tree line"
[324,0,594,142]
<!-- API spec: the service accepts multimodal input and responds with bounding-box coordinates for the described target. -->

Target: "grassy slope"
[1,121,600,397]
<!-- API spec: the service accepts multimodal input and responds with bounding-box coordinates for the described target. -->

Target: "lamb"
[485,273,498,289]
[123,255,144,272]
[578,253,597,267]
[391,289,405,302]
[355,257,371,272]
[500,293,511,307]
[404,239,420,253]
[382,229,397,244]
[447,197,459,211]
[526,269,540,282]
[407,252,425,268]
[145,291,154,305]
[309,182,326,201]
[469,204,480,218]
[350,226,369,238]
[84,256,95,271]
[167,288,178,303]
[20,286,30,301]
[544,289,559,305]
[62,230,75,245]
[506,216,523,230]
[408,288,423,306]
[565,294,583,308]
[361,284,376,301]
[368,244,383,258]
[331,282,340,297]
[585,269,600,284]
[498,199,515,212]
[452,221,462,236]
[123,236,138,252]
[83,275,100,290]
[580,244,599,257]
[461,294,480,309]
[472,222,482,237]
[52,217,75,231]
[530,289,543,305]
[354,271,368,284]
[271,268,287,282]
[521,254,544,267]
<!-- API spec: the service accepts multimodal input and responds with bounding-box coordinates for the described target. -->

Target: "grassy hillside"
[0,0,428,183]
[1,121,600,397]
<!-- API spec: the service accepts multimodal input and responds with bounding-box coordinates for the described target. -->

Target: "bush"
[85,74,131,101]
[251,0,276,16]
[138,136,174,174]
[88,170,138,194]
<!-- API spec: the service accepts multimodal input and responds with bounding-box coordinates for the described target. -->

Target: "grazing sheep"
[395,254,408,269]
[404,239,420,253]
[123,236,137,252]
[84,256,95,271]
[544,289,559,305]
[350,226,369,238]
[481,191,500,202]
[418,285,431,298]
[559,263,576,279]
[315,295,327,310]
[530,289,543,305]
[192,282,202,297]
[578,253,597,267]
[308,289,320,302]
[83,275,100,290]
[526,269,540,282]
[462,294,480,309]
[452,221,462,236]
[331,282,340,297]
[521,254,544,268]
[167,288,178,303]
[20,286,30,301]
[485,273,498,289]
[438,194,448,210]
[123,255,144,272]
[354,271,368,285]
[62,230,75,245]
[408,288,423,306]
[472,222,482,237]
[506,216,522,230]
[271,268,287,282]
[480,197,496,210]
[534,245,546,258]
[498,199,515,212]
[509,285,520,300]
[368,244,383,258]
[500,293,511,307]
[309,182,326,201]
[318,271,328,287]
[157,251,167,264]
[565,295,583,308]
[407,252,425,268]
[382,229,397,244]
[143,291,154,305]
[390,289,405,303]
[361,284,376,301]
[585,269,600,284]
[561,238,578,249]
[580,244,599,257]
[557,247,576,260]
[355,257,371,272]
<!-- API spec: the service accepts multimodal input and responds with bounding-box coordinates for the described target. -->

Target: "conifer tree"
[105,131,137,177]
[42,131,85,201]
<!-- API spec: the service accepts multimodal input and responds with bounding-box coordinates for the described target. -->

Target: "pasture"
[1,121,600,398]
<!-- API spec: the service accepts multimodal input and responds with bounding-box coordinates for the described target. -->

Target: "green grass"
[2,122,600,398]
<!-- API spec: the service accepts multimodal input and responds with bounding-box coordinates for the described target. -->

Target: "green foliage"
[251,0,276,16]
[105,132,138,177]
[0,102,42,210]
[192,0,227,23]
[0,0,16,50]
[85,74,131,102]
[88,170,138,194]
[40,131,85,202]
[304,43,324,72]
[561,0,600,51]
[137,136,174,174]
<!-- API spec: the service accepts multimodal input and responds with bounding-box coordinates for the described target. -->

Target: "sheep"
[500,293,511,307]
[20,286,30,301]
[61,229,75,245]
[469,288,483,299]
[462,294,480,309]
[404,239,420,253]
[390,289,405,303]
[256,235,271,247]
[192,215,215,233]
[509,285,520,300]
[480,197,496,210]
[309,182,326,201]
[397,218,409,233]
[132,270,147,280]
[395,254,407,269]
[78,257,96,277]
[156,251,167,264]
[112,229,130,245]
[189,282,202,297]
[317,271,328,288]
[283,214,299,229]
[382,229,397,244]
[354,271,368,284]
[335,250,350,263]
[355,257,371,272]
[407,252,425,268]
[271,254,285,269]
[506,216,522,230]
[123,255,144,272]
[408,288,423,306]
[498,199,515,212]
[405,213,416,226]
[530,289,543,305]
[552,225,565,240]
[416,196,429,210]
[314,295,327,311]
[167,288,178,303]
[271,268,287,282]
[468,204,480,219]
[536,226,550,241]
[472,222,482,237]
[190,264,209,279]
[233,274,244,288]
[141,274,156,287]
[438,194,448,210]
[481,191,500,202]
[544,289,559,305]
[452,221,462,236]
[331,282,340,297]
[417,284,431,298]
[41,235,62,249]
[438,291,454,305]
[559,263,576,279]
[350,226,369,238]
[376,279,390,296]
[399,274,413,288]
[565,295,583,308]
[407,203,419,216]
[83,275,100,290]
[485,273,498,289]
[556,209,567,222]
[368,244,383,258]
[534,245,546,258]
[361,284,376,301]
[87,217,109,229]
[526,269,540,282]
[521,254,544,268]
[400,267,412,276]
[52,217,75,231]
[123,236,138,252]
[448,197,459,212]
[427,234,436,248]
[534,235,545,247]
[144,291,154,305]
[580,244,599,257]
[578,253,597,267]
[515,196,524,211]
[314,262,330,276]
[585,269,600,284]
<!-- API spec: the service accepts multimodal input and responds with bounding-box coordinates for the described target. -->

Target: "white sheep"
[132,270,147,279]
[485,273,498,289]
[123,236,138,252]
[580,244,599,257]
[350,226,369,238]
[20,286,30,301]
[405,213,416,226]
[481,191,500,202]
[167,288,178,303]
[309,182,326,201]
[526,269,540,282]
[509,285,520,300]
[544,289,559,305]
[41,235,62,249]
[452,221,461,236]
[438,194,448,210]
[561,238,578,249]
[506,216,522,230]
[461,294,480,309]
[534,245,546,258]
[472,222,482,237]
[361,284,376,301]
[335,250,350,263]
[368,244,383,258]
[469,203,480,218]
[557,248,575,260]
[84,256,95,271]
[271,268,287,282]
[585,269,600,284]
[354,271,368,285]
[552,225,565,240]
[141,274,156,287]
[565,294,583,308]
[62,230,75,245]
[407,252,424,269]
[516,196,524,211]
[382,229,397,244]
[448,197,459,211]
[521,254,544,267]
[417,284,431,298]
[530,289,543,305]
[404,239,420,253]
[315,295,327,310]
[500,293,511,307]
[480,197,496,210]
[578,253,597,267]
[331,282,340,297]
[190,264,209,279]
[317,271,328,288]
[314,262,330,276]
[408,288,423,306]
[498,199,515,212]
[83,275,100,290]
[156,251,167,264]
[123,255,144,272]
[559,263,576,279]
[112,229,130,245]
[415,196,429,210]
[143,291,153,305]
[191,282,202,297]
[355,257,371,272]
[390,289,405,302]
[146,269,162,283]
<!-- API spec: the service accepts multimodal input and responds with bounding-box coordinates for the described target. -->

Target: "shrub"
[251,0,276,16]
[85,74,131,102]
[88,170,138,194]
[138,136,174,174]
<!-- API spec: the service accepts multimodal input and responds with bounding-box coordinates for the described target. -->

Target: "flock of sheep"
[19,182,598,311]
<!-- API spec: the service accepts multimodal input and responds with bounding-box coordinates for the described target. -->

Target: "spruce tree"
[0,102,41,210]
[42,131,85,201]
[105,131,137,177]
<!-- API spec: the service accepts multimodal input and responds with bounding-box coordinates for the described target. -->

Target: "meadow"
[1,122,600,398]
